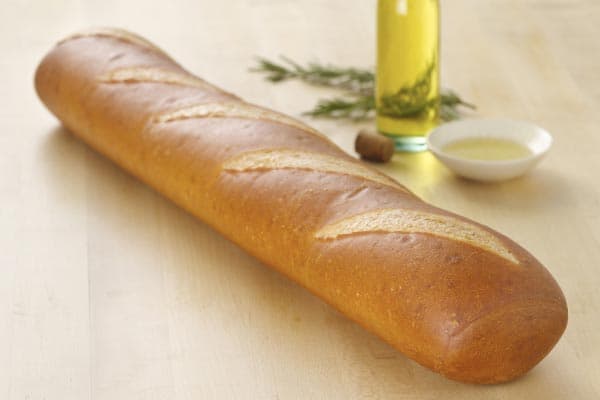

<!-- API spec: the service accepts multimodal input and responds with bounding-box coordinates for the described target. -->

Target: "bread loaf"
[34,28,567,384]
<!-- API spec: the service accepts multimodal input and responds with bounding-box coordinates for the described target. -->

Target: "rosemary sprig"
[378,60,437,120]
[251,57,374,95]
[251,57,475,121]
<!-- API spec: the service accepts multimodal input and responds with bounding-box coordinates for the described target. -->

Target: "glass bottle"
[376,0,440,152]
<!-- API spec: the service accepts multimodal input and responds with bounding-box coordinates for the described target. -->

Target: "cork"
[354,129,395,163]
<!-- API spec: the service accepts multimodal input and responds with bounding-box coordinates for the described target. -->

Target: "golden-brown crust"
[34,29,568,384]
[58,27,168,54]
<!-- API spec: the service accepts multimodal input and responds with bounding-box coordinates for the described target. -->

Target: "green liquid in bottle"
[376,0,440,152]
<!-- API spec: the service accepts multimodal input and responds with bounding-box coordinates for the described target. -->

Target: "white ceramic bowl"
[427,119,553,182]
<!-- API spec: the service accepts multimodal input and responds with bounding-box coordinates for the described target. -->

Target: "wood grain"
[1,0,599,398]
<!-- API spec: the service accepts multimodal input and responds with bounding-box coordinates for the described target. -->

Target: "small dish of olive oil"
[427,119,553,182]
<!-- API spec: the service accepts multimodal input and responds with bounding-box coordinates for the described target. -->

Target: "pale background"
[1,0,599,398]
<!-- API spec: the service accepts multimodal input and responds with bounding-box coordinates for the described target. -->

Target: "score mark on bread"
[315,209,518,264]
[156,102,327,139]
[98,67,222,92]
[222,149,409,193]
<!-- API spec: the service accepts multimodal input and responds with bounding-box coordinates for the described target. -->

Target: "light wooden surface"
[2,0,599,398]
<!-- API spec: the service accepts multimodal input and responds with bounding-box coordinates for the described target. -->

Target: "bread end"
[440,299,568,383]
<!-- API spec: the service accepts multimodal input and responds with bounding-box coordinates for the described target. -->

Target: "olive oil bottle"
[376,0,440,152]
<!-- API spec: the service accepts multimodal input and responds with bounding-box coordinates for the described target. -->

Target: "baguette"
[34,28,567,384]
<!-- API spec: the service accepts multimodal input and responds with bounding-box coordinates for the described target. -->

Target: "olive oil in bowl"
[442,138,533,161]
